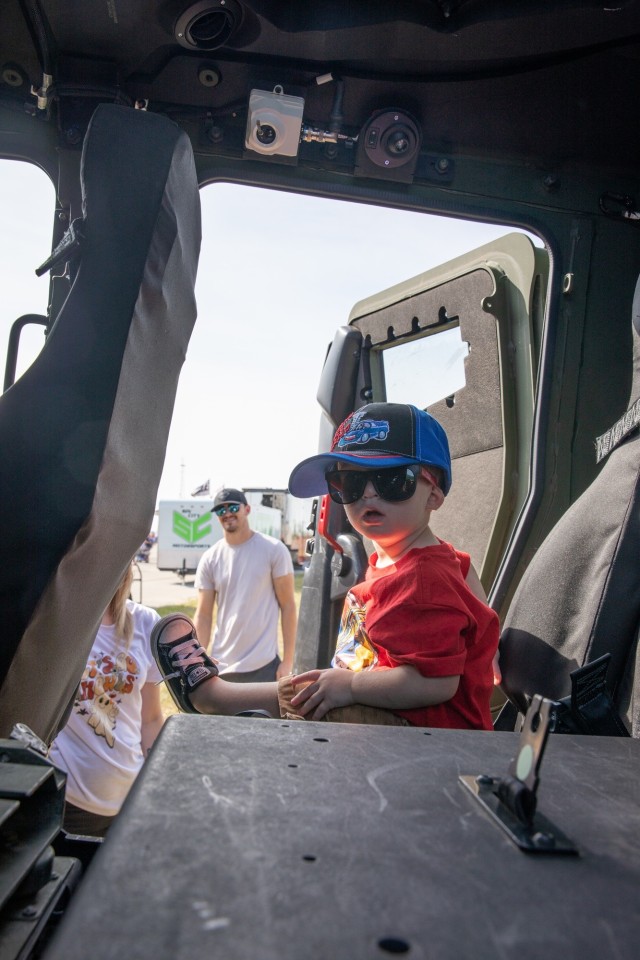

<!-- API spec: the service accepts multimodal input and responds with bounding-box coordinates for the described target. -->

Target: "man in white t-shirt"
[194,487,297,682]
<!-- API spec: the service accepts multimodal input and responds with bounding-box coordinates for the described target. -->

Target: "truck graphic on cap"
[338,418,389,447]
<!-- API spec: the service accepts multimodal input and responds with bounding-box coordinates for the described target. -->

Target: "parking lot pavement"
[131,546,199,611]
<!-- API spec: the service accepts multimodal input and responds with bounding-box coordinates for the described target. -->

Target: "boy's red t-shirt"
[337,541,498,730]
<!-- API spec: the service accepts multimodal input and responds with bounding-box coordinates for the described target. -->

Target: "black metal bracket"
[459,695,579,855]
[598,191,640,222]
[35,217,86,277]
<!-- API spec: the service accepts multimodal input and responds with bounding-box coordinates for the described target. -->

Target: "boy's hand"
[290,668,355,720]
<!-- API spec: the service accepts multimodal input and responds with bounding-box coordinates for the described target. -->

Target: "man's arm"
[194,588,216,653]
[289,665,459,721]
[272,572,297,678]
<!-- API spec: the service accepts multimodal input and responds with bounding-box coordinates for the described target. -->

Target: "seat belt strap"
[595,397,640,463]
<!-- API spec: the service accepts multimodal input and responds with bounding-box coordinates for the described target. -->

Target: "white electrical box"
[245,86,304,157]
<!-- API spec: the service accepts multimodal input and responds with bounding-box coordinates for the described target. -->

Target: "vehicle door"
[294,232,548,676]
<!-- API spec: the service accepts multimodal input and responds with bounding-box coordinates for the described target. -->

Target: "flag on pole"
[191,479,210,497]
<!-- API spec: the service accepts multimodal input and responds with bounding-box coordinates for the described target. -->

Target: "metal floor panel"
[45,715,640,960]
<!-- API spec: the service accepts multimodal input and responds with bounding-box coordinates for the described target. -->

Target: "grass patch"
[155,602,197,619]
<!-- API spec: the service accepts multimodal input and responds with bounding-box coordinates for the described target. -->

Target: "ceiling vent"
[175,1,245,50]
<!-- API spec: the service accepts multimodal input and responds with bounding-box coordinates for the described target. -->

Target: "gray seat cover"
[0,104,201,741]
[499,276,640,736]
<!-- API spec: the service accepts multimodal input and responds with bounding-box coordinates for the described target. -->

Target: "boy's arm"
[290,665,459,721]
[464,562,501,685]
[464,562,486,602]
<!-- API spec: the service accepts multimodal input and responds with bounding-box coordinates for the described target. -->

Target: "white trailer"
[244,488,313,566]
[156,494,301,574]
[244,492,283,539]
[156,499,222,572]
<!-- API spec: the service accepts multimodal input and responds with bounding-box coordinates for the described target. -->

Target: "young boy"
[152,402,499,730]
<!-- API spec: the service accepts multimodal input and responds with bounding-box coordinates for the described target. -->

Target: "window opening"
[167,182,539,502]
[0,160,55,382]
[381,326,470,409]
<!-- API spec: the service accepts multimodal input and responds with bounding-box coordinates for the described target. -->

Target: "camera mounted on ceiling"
[242,80,422,181]
[355,109,422,183]
[245,86,305,158]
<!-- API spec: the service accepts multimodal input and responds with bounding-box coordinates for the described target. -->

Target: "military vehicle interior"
[0,2,639,958]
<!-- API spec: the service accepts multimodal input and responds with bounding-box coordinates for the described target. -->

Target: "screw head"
[532,831,556,849]
[476,774,494,786]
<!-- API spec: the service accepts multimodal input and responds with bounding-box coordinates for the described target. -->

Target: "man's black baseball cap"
[212,487,248,509]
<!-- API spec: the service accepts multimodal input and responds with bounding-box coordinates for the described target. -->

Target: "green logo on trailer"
[172,511,212,543]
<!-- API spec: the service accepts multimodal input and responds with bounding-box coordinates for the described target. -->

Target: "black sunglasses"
[213,503,242,516]
[326,465,421,505]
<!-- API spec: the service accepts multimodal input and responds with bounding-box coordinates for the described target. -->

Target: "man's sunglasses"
[213,503,242,517]
[325,464,438,505]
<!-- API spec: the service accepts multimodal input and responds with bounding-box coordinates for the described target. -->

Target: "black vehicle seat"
[498,275,640,736]
[0,104,201,742]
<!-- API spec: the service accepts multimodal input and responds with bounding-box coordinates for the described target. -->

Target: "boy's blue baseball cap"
[288,402,452,497]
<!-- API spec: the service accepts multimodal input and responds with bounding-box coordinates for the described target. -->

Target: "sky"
[1,160,534,512]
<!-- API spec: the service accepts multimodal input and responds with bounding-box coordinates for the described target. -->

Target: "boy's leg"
[152,615,407,725]
[151,615,279,717]
[323,705,410,725]
[276,674,409,726]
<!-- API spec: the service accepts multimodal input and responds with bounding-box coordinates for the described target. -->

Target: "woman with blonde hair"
[49,562,165,837]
